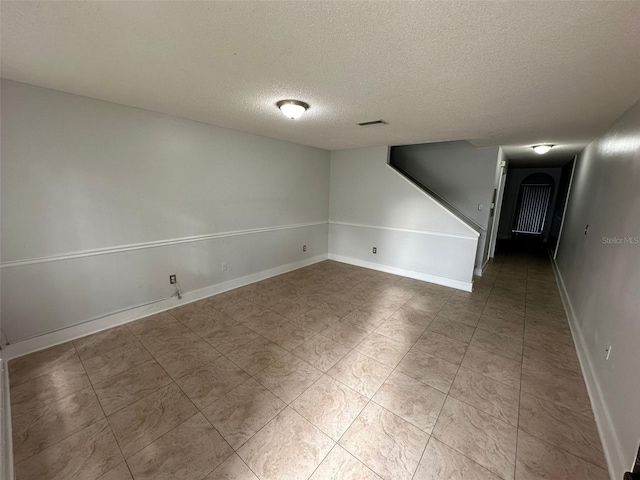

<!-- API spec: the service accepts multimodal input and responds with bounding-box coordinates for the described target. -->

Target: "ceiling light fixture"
[277,99,309,120]
[533,145,553,155]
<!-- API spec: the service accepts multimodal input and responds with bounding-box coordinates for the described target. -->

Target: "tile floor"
[9,254,608,480]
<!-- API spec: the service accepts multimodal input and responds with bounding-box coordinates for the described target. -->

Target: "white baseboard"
[0,354,14,480]
[4,254,328,361]
[550,258,622,480]
[328,254,473,292]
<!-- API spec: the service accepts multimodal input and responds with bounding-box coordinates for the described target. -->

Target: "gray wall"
[329,146,479,287]
[391,141,500,270]
[556,99,640,479]
[1,80,330,342]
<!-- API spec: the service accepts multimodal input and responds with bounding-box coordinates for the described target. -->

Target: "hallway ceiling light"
[533,145,553,154]
[277,100,309,120]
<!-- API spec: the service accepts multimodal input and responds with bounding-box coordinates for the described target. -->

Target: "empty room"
[1,2,639,480]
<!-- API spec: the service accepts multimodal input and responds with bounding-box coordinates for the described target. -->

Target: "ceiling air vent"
[358,119,388,126]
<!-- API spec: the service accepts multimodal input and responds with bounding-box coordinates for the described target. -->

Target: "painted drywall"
[329,146,478,285]
[497,166,563,241]
[555,99,640,479]
[1,80,330,342]
[390,141,500,270]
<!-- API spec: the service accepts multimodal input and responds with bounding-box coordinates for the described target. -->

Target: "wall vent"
[357,120,388,126]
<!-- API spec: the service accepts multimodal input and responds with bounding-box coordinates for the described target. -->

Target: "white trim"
[553,155,577,260]
[551,257,621,480]
[0,221,328,269]
[329,253,473,292]
[328,221,478,240]
[4,254,328,361]
[0,354,13,480]
[384,161,480,237]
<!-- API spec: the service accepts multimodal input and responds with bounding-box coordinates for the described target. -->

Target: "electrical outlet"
[605,345,612,360]
[169,274,177,285]
[372,247,377,254]
[221,263,227,271]
[303,245,307,252]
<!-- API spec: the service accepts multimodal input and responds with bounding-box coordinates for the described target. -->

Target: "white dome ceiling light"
[277,100,309,120]
[533,145,553,154]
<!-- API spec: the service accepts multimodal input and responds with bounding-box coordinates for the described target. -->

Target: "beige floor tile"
[270,297,312,319]
[226,337,288,375]
[107,383,197,457]
[10,361,90,416]
[414,437,502,480]
[292,375,368,441]
[482,304,525,324]
[433,397,517,480]
[204,322,261,355]
[97,462,133,480]
[396,348,458,393]
[9,259,607,480]
[437,303,482,326]
[179,310,237,338]
[205,453,259,479]
[292,335,350,372]
[470,329,523,361]
[73,325,138,361]
[127,413,233,480]
[93,360,172,415]
[238,407,334,480]
[9,342,80,387]
[404,295,445,317]
[263,321,317,351]
[320,321,370,348]
[339,402,429,480]
[294,308,342,333]
[342,307,389,333]
[460,345,521,390]
[373,370,446,433]
[126,312,184,338]
[167,300,209,323]
[14,419,123,480]
[309,445,381,480]
[413,331,468,364]
[176,356,251,409]
[520,367,592,417]
[444,295,487,314]
[374,316,427,345]
[354,332,411,367]
[218,299,263,322]
[518,393,606,469]
[515,430,608,480]
[449,367,520,426]
[241,309,290,335]
[477,314,524,338]
[254,353,323,404]
[427,317,476,344]
[327,351,393,398]
[153,337,221,380]
[12,386,105,463]
[390,305,434,327]
[134,323,202,358]
[202,378,286,450]
[315,299,360,318]
[83,341,153,385]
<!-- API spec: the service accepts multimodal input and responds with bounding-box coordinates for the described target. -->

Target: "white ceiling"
[2,1,639,158]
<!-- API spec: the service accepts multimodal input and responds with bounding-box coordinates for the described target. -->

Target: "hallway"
[9,254,607,480]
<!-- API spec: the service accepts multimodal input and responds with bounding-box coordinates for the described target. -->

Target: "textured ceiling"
[2,1,639,158]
